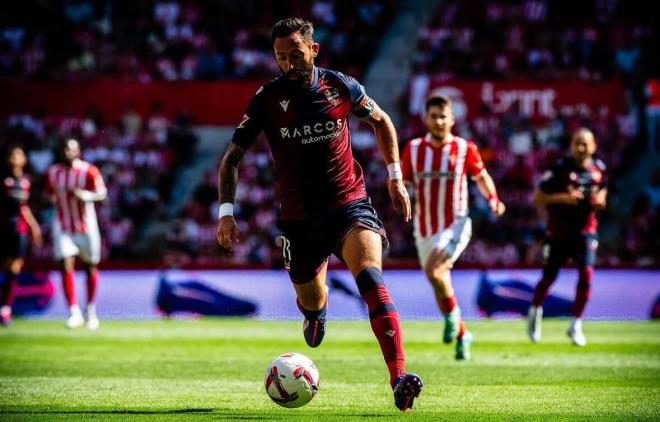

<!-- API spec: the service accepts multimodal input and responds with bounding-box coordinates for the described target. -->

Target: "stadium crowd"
[410,0,656,84]
[0,0,396,82]
[1,0,657,267]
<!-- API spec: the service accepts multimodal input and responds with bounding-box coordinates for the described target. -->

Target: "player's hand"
[72,188,86,201]
[30,225,43,247]
[388,179,411,222]
[489,198,506,216]
[564,187,584,205]
[590,191,607,208]
[216,216,240,253]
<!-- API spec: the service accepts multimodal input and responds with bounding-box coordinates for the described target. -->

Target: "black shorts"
[542,233,598,269]
[0,227,29,259]
[277,197,388,284]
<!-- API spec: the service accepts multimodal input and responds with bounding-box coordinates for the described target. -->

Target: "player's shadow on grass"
[1,408,214,415]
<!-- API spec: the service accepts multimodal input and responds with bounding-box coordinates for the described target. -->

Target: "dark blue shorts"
[277,197,388,284]
[542,233,598,269]
[0,227,29,259]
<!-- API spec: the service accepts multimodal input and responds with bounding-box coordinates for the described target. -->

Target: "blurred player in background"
[0,144,42,326]
[528,128,607,346]
[401,95,505,360]
[46,139,107,329]
[216,18,423,411]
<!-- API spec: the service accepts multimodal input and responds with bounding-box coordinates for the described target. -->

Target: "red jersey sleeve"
[86,165,106,192]
[466,140,486,179]
[401,142,413,183]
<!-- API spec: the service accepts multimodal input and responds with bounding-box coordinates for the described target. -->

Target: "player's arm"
[362,104,411,222]
[466,141,504,216]
[73,188,107,202]
[473,171,505,216]
[216,143,247,253]
[19,205,42,247]
[74,167,107,202]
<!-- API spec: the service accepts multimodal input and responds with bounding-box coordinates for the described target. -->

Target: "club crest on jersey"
[279,100,290,112]
[449,151,457,166]
[324,88,340,106]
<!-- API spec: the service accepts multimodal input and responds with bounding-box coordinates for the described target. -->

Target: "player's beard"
[285,64,314,88]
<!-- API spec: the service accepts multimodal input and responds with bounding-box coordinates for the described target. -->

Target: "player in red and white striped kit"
[401,96,505,360]
[46,139,107,329]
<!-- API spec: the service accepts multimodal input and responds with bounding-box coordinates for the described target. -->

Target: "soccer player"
[527,128,607,347]
[401,95,505,360]
[46,138,107,329]
[0,144,42,326]
[216,18,423,411]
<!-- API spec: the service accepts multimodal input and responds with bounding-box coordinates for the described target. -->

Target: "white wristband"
[387,162,402,180]
[218,203,234,219]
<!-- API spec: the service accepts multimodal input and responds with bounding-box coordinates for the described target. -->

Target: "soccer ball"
[264,352,319,408]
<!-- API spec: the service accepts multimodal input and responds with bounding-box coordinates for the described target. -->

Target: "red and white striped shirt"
[46,159,106,234]
[402,134,486,238]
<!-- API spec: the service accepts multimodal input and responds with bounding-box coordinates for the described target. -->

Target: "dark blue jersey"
[0,174,30,234]
[539,157,607,238]
[231,67,376,221]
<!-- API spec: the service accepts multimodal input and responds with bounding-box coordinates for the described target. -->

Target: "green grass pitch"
[0,319,658,421]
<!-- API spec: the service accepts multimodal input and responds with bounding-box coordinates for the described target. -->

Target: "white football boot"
[567,318,587,347]
[65,306,85,329]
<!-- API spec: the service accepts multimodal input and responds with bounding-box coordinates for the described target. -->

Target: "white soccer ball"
[264,352,320,408]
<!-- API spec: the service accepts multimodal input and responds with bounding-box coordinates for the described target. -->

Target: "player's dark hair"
[270,18,314,44]
[1,142,25,176]
[425,95,452,112]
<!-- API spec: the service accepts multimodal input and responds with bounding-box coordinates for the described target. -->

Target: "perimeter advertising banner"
[408,76,626,121]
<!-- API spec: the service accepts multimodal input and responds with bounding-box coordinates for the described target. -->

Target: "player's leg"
[528,239,564,342]
[0,257,23,326]
[84,264,100,330]
[79,232,102,330]
[291,263,329,348]
[60,256,84,328]
[342,228,422,411]
[424,251,460,342]
[567,234,597,347]
[279,225,331,348]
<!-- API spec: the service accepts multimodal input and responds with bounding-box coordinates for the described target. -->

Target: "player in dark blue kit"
[0,145,42,326]
[527,128,607,346]
[216,18,422,411]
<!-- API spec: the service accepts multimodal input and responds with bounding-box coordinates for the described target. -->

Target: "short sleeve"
[538,163,563,193]
[231,86,265,149]
[44,167,55,197]
[466,141,486,178]
[401,142,413,183]
[86,165,106,191]
[336,72,376,118]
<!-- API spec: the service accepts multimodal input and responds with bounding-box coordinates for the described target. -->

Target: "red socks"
[62,270,77,307]
[439,296,457,315]
[87,270,99,304]
[356,268,406,386]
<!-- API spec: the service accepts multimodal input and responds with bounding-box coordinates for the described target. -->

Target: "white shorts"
[53,222,102,265]
[415,217,472,269]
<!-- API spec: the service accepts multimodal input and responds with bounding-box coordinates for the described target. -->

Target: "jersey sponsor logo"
[237,114,250,129]
[415,170,456,179]
[279,119,344,144]
[324,88,340,106]
[279,99,290,112]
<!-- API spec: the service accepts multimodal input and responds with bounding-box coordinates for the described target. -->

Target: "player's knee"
[355,267,384,296]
